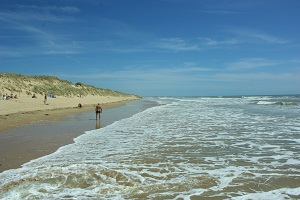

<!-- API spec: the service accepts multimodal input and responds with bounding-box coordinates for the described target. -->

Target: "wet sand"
[0,100,130,131]
[0,100,151,173]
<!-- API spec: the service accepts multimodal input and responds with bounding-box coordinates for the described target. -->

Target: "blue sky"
[0,0,299,96]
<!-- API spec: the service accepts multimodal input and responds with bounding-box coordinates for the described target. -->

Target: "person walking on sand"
[44,94,47,104]
[95,103,102,120]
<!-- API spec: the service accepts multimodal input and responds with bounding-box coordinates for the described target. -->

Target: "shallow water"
[0,96,300,199]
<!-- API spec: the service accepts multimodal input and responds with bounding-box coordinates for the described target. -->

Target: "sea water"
[0,96,300,199]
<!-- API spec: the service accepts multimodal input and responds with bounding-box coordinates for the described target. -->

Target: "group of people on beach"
[2,91,103,120]
[2,94,17,100]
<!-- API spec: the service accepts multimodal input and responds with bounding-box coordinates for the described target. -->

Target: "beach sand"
[0,75,140,132]
[0,94,141,172]
[0,93,139,131]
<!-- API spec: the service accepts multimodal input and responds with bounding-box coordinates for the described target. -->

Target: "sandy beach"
[0,93,139,131]
[0,93,141,172]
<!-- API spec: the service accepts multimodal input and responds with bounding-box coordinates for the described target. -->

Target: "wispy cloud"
[215,72,300,81]
[155,38,200,51]
[57,57,300,95]
[16,5,80,14]
[0,18,81,57]
[229,29,290,44]
[152,36,241,52]
[61,63,213,80]
[152,29,289,53]
[81,35,240,54]
[0,47,26,57]
[0,4,80,23]
[59,62,221,94]
[61,63,300,83]
[227,58,300,71]
[248,33,289,44]
[0,4,83,58]
[180,62,216,72]
[227,58,280,71]
[198,37,240,46]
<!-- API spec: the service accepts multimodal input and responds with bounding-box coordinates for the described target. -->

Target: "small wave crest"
[257,101,299,106]
[257,101,276,105]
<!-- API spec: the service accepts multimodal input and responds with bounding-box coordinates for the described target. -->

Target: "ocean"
[0,95,300,199]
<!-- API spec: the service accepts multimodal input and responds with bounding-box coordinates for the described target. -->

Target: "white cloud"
[227,58,279,71]
[215,72,300,81]
[155,38,200,51]
[229,29,290,44]
[150,36,241,52]
[0,47,25,57]
[57,59,300,96]
[0,4,80,25]
[198,37,239,46]
[226,58,300,71]
[0,7,84,58]
[61,64,211,80]
[16,5,80,14]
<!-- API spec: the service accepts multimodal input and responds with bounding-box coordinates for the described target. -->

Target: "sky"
[0,0,299,96]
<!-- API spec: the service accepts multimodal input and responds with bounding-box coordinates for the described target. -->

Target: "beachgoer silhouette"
[95,103,102,120]
[44,94,47,104]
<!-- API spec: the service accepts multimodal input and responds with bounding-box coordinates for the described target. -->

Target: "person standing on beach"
[95,103,102,120]
[44,94,47,104]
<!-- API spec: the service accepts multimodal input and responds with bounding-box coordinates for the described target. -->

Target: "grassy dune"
[0,73,138,98]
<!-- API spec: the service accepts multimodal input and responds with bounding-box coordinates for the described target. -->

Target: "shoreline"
[0,98,142,173]
[0,99,137,132]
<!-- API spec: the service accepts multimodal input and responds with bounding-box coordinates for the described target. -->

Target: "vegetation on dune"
[0,73,138,97]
